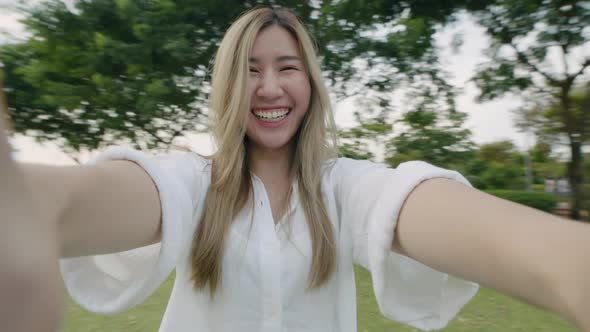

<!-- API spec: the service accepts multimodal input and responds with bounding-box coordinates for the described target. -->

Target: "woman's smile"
[251,107,293,127]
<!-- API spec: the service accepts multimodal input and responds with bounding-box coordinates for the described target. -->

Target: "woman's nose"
[256,73,284,99]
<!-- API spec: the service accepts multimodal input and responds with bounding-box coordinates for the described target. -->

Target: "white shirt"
[60,147,478,332]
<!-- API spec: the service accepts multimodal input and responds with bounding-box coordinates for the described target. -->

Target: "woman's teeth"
[252,108,291,122]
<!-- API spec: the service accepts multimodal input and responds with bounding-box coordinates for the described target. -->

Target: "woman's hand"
[0,115,63,331]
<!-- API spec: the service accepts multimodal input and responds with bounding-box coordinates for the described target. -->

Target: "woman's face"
[246,25,311,151]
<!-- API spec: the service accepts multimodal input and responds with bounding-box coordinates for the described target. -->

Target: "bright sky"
[1,4,530,165]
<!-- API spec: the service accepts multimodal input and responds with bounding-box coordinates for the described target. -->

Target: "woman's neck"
[248,141,294,183]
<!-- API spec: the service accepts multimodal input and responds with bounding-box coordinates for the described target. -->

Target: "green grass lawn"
[61,265,576,331]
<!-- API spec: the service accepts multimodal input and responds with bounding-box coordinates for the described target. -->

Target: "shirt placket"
[254,178,283,331]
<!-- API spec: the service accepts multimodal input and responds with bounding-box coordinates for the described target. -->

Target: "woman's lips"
[251,107,292,128]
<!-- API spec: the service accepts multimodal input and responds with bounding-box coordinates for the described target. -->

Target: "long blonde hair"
[190,7,338,295]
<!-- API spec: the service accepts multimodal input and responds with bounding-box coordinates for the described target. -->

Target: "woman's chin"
[246,132,296,152]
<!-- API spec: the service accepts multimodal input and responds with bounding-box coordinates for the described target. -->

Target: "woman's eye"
[281,66,298,71]
[249,67,259,73]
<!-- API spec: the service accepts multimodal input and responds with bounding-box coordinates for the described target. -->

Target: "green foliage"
[529,142,565,184]
[472,0,589,101]
[385,108,474,170]
[338,105,392,160]
[2,0,492,154]
[473,60,533,101]
[530,142,551,163]
[462,140,528,190]
[469,0,589,219]
[482,162,526,189]
[338,86,475,172]
[485,189,558,213]
[478,140,518,163]
[3,0,225,152]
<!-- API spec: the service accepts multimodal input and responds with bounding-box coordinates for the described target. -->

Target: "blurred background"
[0,0,589,330]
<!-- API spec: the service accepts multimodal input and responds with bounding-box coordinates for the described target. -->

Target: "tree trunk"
[560,84,586,221]
[567,140,584,220]
[0,79,14,133]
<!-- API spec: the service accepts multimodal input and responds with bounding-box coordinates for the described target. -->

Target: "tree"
[1,0,491,155]
[471,0,590,220]
[585,152,590,215]
[528,141,565,185]
[3,0,241,153]
[337,82,476,174]
[468,140,527,190]
[384,98,474,170]
[333,1,492,170]
[338,111,392,161]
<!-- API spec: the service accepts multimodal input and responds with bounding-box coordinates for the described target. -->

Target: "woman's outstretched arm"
[0,115,165,329]
[0,116,62,331]
[393,178,590,330]
[21,156,163,258]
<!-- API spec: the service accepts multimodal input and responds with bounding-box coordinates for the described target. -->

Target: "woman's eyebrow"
[276,55,302,62]
[249,55,302,63]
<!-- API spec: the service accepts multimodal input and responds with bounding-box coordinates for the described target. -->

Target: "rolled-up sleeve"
[333,158,479,331]
[59,146,206,315]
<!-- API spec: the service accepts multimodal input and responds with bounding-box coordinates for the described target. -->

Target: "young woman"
[1,7,589,332]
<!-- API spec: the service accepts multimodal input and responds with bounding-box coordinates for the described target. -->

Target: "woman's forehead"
[250,26,301,62]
